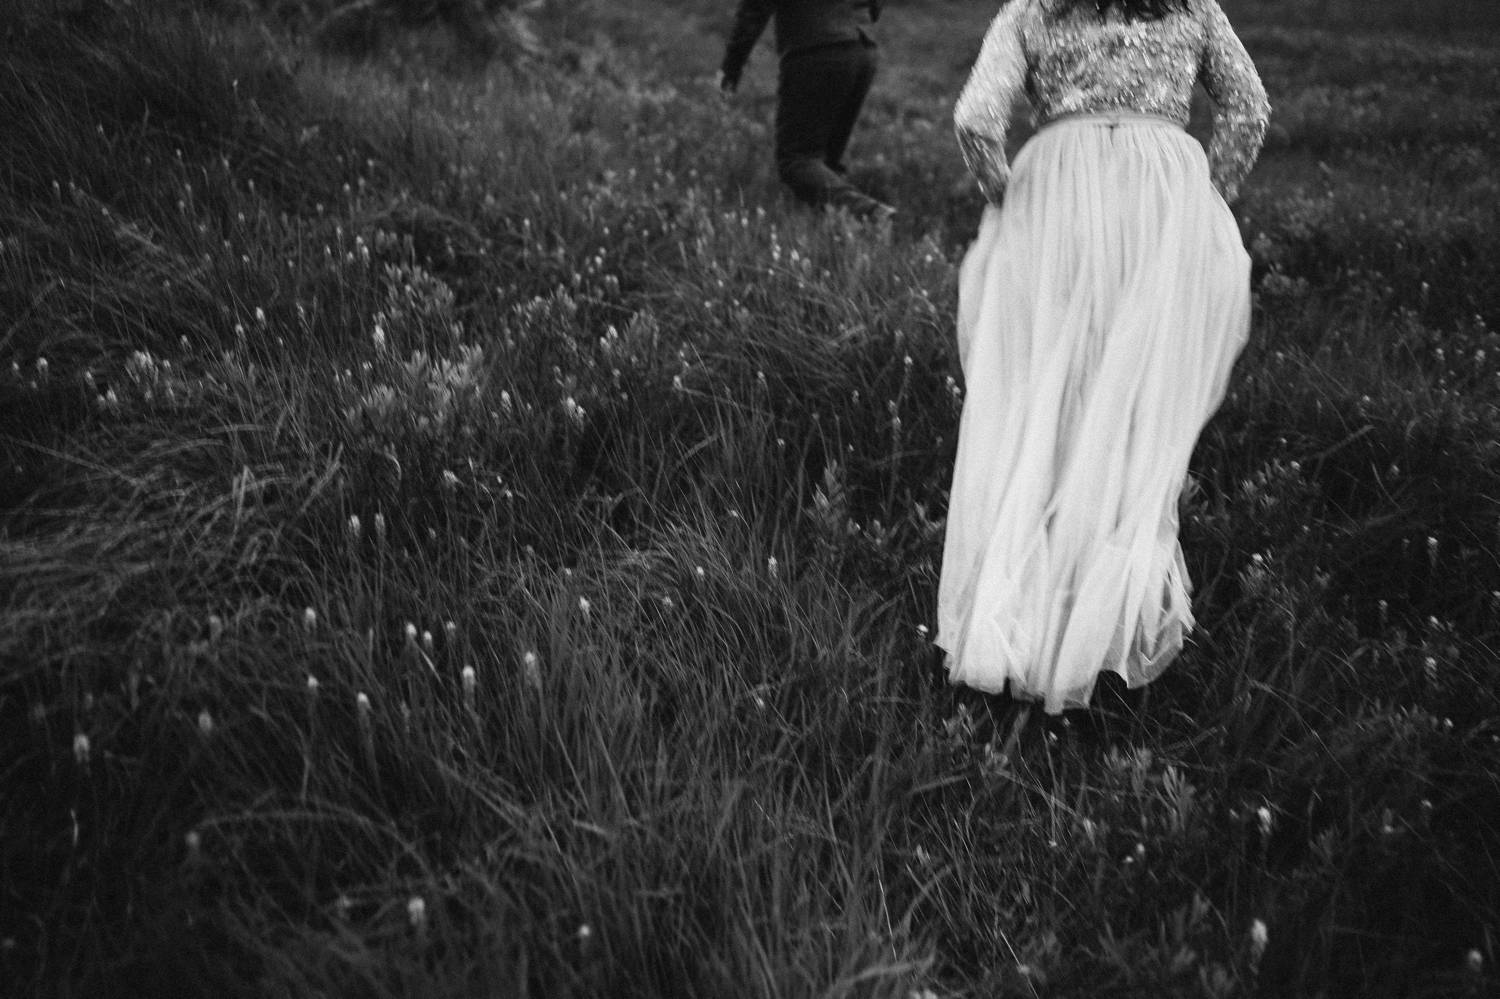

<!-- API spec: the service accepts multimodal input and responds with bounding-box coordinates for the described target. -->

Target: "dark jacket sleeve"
[721,0,775,85]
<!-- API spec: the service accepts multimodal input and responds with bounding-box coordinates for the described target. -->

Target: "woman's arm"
[954,0,1030,204]
[1197,0,1270,203]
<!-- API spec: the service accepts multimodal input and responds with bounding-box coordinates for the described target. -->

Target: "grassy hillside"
[2,0,1498,996]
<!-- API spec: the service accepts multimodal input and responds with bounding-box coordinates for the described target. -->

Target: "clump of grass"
[1227,0,1500,39]
[2,2,1498,997]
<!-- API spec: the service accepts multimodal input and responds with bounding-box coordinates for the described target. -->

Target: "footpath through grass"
[2,1,1498,996]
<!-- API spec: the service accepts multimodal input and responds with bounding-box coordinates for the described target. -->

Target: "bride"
[935,0,1270,715]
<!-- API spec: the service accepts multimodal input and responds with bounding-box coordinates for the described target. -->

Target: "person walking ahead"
[720,0,895,219]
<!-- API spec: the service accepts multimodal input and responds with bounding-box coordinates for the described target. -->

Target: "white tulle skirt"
[935,115,1251,713]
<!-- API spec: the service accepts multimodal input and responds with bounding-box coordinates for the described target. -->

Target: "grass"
[2,0,1498,995]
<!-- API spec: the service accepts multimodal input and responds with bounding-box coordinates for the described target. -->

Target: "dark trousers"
[775,40,878,210]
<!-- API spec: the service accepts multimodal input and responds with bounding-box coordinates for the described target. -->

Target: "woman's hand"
[957,127,1008,206]
[974,160,1007,205]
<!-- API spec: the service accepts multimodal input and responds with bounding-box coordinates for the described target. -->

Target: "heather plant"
[2,1,1498,998]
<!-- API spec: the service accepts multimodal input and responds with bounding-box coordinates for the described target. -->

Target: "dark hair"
[1058,0,1188,20]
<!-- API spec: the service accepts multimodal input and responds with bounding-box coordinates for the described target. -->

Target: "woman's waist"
[1039,109,1187,131]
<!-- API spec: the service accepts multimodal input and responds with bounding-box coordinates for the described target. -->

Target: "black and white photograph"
[3,0,1498,995]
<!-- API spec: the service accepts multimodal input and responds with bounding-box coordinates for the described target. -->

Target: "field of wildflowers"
[2,0,1497,995]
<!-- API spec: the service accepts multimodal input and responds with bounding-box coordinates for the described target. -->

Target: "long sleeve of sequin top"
[954,0,1270,203]
[953,0,1029,198]
[1196,0,1268,202]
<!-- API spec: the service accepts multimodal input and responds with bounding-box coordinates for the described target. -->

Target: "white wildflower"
[461,665,477,711]
[1249,918,1269,962]
[562,396,586,429]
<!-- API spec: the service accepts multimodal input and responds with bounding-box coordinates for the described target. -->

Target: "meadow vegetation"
[2,0,1498,995]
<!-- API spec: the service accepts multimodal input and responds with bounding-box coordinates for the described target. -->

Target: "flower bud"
[1249,918,1269,962]
[461,665,477,712]
[407,896,427,929]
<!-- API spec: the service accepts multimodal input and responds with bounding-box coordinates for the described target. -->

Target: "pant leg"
[824,42,877,175]
[775,44,867,208]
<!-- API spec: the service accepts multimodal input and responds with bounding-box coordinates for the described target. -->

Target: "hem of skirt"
[935,635,1188,715]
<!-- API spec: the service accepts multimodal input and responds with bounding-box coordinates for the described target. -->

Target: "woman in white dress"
[935,0,1270,715]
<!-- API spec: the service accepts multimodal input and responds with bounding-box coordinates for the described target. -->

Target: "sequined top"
[954,0,1270,202]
